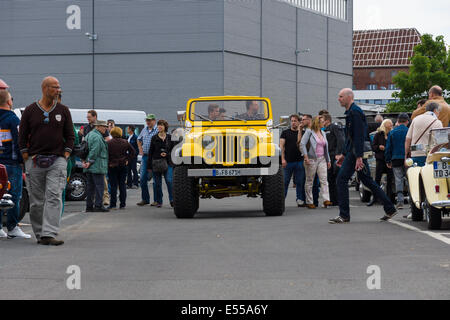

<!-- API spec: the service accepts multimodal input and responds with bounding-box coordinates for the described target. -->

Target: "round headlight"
[202,135,215,150]
[243,135,256,149]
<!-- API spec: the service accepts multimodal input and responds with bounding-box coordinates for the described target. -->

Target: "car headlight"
[242,135,256,149]
[202,135,215,150]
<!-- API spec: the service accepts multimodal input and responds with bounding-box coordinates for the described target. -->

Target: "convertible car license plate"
[433,161,450,179]
[213,169,241,177]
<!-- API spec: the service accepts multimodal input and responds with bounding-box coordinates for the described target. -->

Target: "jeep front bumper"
[188,168,277,177]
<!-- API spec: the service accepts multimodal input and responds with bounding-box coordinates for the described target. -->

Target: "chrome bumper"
[431,200,450,208]
[188,167,277,177]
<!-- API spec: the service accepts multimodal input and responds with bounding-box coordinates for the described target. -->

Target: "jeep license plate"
[213,169,241,177]
[433,161,450,179]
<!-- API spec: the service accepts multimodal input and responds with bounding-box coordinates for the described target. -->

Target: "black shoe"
[107,206,117,210]
[329,216,350,224]
[39,237,64,246]
[380,210,398,221]
[94,206,110,212]
[85,207,94,213]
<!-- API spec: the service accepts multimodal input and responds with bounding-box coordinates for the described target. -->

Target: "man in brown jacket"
[411,85,450,127]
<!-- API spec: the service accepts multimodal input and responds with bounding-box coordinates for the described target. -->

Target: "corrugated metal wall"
[0,0,352,123]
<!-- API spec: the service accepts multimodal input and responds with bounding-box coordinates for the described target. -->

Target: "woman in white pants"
[300,116,332,209]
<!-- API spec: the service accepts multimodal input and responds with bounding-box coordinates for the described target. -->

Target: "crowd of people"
[0,75,448,245]
[282,85,449,223]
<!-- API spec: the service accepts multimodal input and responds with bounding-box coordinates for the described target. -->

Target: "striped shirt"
[137,125,158,154]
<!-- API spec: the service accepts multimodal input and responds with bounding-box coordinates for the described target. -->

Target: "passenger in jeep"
[238,101,265,120]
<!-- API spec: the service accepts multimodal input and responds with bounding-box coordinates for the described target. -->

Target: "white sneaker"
[0,229,7,238]
[296,200,305,207]
[7,226,32,239]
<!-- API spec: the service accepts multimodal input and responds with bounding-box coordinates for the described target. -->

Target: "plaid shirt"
[137,125,158,154]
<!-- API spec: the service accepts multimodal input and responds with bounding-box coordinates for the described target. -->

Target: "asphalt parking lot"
[0,186,449,300]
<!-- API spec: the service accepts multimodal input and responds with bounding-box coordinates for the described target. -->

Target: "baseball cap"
[397,113,409,122]
[0,79,9,90]
[146,114,156,120]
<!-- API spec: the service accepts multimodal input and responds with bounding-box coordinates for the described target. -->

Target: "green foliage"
[385,34,450,113]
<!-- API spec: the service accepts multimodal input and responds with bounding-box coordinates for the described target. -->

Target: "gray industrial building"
[0,0,353,122]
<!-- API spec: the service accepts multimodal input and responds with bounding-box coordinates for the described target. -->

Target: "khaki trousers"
[25,157,67,239]
[304,156,330,205]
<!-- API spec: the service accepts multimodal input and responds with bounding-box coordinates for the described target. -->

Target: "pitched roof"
[353,28,421,68]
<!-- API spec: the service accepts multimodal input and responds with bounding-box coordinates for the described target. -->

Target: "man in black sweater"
[19,76,75,246]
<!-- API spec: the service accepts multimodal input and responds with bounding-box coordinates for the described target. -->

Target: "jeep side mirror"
[177,111,186,123]
[279,116,289,127]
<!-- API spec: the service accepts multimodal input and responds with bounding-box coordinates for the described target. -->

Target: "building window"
[280,0,348,21]
[388,84,397,90]
[367,84,377,90]
[369,71,375,79]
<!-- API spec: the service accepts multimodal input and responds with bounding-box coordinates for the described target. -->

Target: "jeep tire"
[173,166,198,219]
[262,166,285,216]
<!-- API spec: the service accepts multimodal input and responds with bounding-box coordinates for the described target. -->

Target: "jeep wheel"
[262,167,285,216]
[66,173,87,201]
[359,182,371,203]
[423,200,442,230]
[173,166,198,219]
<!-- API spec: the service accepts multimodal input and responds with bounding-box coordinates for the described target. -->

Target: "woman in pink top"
[300,116,332,209]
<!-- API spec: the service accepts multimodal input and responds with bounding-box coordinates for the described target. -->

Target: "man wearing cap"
[83,120,109,212]
[137,114,158,206]
[19,76,74,246]
[0,78,9,90]
[385,113,410,210]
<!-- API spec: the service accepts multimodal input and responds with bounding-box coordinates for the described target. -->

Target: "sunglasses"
[43,111,49,124]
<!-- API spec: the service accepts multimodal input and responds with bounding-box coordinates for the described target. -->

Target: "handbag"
[73,140,89,160]
[152,158,168,173]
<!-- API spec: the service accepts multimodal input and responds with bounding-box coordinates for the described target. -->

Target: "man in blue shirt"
[137,114,158,206]
[385,113,410,210]
[0,90,31,239]
[329,88,397,224]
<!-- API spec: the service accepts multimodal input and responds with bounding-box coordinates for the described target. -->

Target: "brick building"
[352,28,421,106]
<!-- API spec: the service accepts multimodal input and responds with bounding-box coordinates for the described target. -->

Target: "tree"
[386,34,450,113]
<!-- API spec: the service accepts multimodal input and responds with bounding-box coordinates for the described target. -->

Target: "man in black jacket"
[322,113,345,206]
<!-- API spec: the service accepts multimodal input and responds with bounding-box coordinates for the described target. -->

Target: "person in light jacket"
[300,116,332,209]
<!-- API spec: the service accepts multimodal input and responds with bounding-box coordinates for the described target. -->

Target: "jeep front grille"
[214,135,242,164]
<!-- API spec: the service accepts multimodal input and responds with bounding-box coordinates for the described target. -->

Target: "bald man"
[329,89,396,224]
[411,86,450,127]
[19,76,75,246]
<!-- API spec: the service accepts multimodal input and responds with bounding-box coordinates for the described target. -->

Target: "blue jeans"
[2,164,23,231]
[412,156,426,167]
[284,161,304,201]
[337,153,395,220]
[140,155,155,203]
[153,166,173,204]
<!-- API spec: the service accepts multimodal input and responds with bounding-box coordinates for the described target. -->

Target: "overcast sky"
[353,0,450,44]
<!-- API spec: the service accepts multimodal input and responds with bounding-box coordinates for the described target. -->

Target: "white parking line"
[389,220,450,246]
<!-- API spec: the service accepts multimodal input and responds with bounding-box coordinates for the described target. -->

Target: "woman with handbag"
[369,119,394,206]
[107,127,136,210]
[300,116,332,209]
[148,119,174,208]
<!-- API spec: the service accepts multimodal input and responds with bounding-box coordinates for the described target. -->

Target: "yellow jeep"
[171,96,285,218]
[406,127,450,229]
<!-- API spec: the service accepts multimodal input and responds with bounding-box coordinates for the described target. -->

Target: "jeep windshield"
[189,100,269,122]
